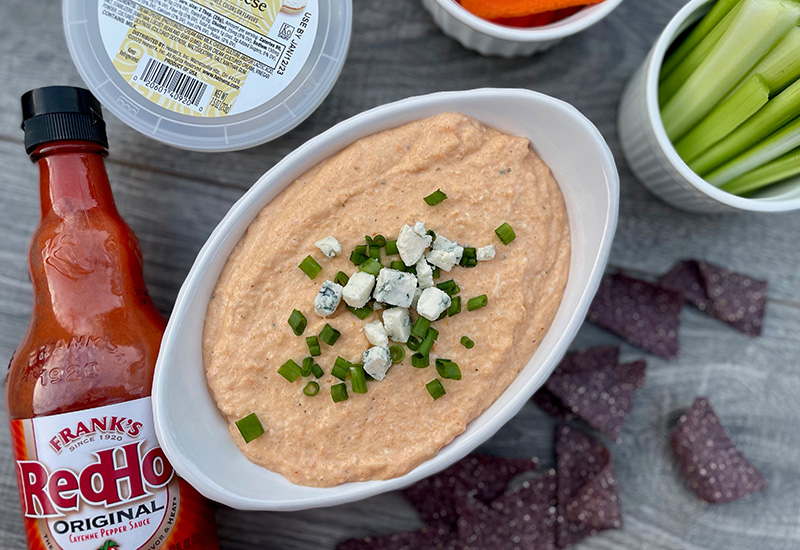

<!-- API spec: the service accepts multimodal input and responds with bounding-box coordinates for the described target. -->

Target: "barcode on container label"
[132,55,213,113]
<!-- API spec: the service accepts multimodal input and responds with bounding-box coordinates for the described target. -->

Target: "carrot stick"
[461,0,604,19]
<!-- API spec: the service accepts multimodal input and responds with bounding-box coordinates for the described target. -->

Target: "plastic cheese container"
[63,0,352,151]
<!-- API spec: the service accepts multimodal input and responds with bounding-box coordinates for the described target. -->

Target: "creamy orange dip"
[203,113,570,486]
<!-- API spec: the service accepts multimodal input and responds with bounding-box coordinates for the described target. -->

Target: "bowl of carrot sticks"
[618,0,800,213]
[421,0,625,57]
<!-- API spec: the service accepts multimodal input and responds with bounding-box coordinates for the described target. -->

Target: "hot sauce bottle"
[7,86,220,550]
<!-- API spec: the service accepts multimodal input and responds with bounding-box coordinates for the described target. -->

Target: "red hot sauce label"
[12,398,216,550]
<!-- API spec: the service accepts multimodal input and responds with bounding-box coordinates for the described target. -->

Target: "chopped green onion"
[331,383,348,403]
[355,244,368,255]
[350,250,369,266]
[674,74,770,163]
[495,223,516,245]
[350,364,368,394]
[334,271,349,286]
[298,256,322,279]
[359,258,383,276]
[301,357,314,377]
[426,379,446,400]
[235,413,264,443]
[372,235,387,247]
[436,310,448,321]
[719,147,800,195]
[347,304,373,320]
[467,295,488,311]
[319,323,341,345]
[437,280,460,296]
[435,359,462,380]
[427,229,437,241]
[411,316,431,338]
[417,333,435,357]
[363,368,374,381]
[461,336,475,349]
[288,309,307,336]
[332,357,351,381]
[278,359,302,382]
[311,363,325,378]
[390,260,406,271]
[303,381,320,396]
[448,296,462,316]
[463,257,478,268]
[389,345,406,363]
[432,266,441,279]
[424,189,447,205]
[306,335,321,356]
[368,245,381,260]
[462,247,477,258]
[364,235,375,246]
[385,239,399,255]
[407,336,421,351]
[427,327,439,341]
[411,353,429,368]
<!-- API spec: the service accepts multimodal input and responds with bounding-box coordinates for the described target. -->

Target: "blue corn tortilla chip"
[542,347,647,441]
[337,525,457,550]
[402,455,538,528]
[660,260,767,336]
[532,388,575,421]
[587,273,683,359]
[555,425,622,548]
[456,470,558,550]
[671,397,766,504]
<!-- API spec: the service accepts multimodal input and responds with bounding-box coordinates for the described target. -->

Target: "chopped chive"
[463,257,478,268]
[350,364,368,394]
[411,316,431,339]
[424,189,448,205]
[332,357,351,381]
[427,327,439,341]
[437,280,460,296]
[364,236,375,246]
[355,244,368,255]
[372,234,387,247]
[288,309,307,335]
[432,266,441,279]
[436,310,448,321]
[331,383,348,403]
[364,369,374,381]
[426,379,446,400]
[306,335,321,356]
[462,247,477,258]
[334,271,349,286]
[359,258,383,276]
[411,353,429,368]
[448,296,462,316]
[385,239,399,255]
[347,303,373,320]
[390,260,406,271]
[368,245,381,260]
[350,251,369,266]
[467,294,488,311]
[301,357,314,377]
[235,413,264,443]
[298,256,322,279]
[417,333,435,357]
[461,336,475,349]
[427,229,437,241]
[407,335,421,351]
[436,358,462,380]
[311,363,324,378]
[278,359,302,382]
[389,345,406,363]
[303,381,320,396]
[460,247,478,268]
[319,323,341,345]
[495,223,516,245]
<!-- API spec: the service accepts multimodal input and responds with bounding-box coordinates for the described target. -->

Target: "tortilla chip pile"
[338,426,621,550]
[587,259,767,358]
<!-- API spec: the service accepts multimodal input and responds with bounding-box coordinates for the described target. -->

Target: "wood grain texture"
[1,0,799,548]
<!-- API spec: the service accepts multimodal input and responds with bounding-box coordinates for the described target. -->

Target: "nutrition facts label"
[98,0,319,116]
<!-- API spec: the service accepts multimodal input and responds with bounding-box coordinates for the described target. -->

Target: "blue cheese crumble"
[477,244,496,261]
[416,287,452,320]
[364,320,389,347]
[382,307,411,343]
[426,248,459,272]
[373,268,418,307]
[314,280,343,317]
[362,346,392,381]
[415,258,434,289]
[397,223,432,266]
[314,236,342,258]
[342,271,376,308]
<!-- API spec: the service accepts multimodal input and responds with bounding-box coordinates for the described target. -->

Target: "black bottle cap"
[21,86,108,154]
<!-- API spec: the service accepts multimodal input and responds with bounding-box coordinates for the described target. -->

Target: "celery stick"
[659,1,743,105]
[661,0,800,142]
[675,75,770,162]
[661,0,742,78]
[719,147,800,194]
[690,76,800,174]
[707,116,800,186]
[747,25,800,94]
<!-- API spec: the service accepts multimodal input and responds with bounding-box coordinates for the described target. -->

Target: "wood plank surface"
[1,0,799,549]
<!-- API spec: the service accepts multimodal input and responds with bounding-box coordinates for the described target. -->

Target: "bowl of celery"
[618,0,800,213]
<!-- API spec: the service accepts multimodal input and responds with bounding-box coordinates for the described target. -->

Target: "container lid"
[63,0,351,152]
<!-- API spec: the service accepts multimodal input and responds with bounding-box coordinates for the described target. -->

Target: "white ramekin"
[421,0,625,57]
[618,0,800,213]
[152,89,619,511]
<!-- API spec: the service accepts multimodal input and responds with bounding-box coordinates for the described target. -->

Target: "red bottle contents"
[7,87,219,550]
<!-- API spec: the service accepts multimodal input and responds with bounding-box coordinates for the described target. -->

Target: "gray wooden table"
[2,1,799,548]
